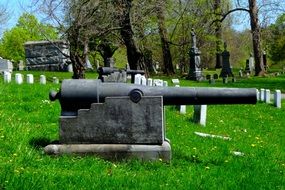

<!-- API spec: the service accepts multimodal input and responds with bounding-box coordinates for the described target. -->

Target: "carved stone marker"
[220,42,234,78]
[187,28,203,81]
[46,96,171,162]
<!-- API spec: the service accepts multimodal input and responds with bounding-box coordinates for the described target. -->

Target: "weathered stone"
[60,96,164,144]
[15,73,23,84]
[27,74,34,84]
[3,71,11,83]
[44,141,171,162]
[40,75,46,84]
[0,59,13,72]
[260,89,265,101]
[24,40,70,71]
[193,105,207,126]
[220,43,234,78]
[274,90,281,108]
[265,89,271,103]
[171,79,180,85]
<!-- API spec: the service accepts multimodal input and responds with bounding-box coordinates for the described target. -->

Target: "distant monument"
[0,58,13,73]
[220,42,233,78]
[24,40,70,71]
[187,28,203,81]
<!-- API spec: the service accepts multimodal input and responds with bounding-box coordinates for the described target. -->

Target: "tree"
[114,0,144,70]
[0,13,58,62]
[156,0,175,75]
[266,13,285,64]
[0,4,9,29]
[216,0,285,75]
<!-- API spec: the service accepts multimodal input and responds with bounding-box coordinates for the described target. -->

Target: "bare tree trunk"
[116,0,144,70]
[214,0,223,69]
[156,1,175,75]
[248,0,265,76]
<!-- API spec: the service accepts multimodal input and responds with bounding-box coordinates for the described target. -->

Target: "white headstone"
[67,64,73,72]
[274,90,281,108]
[193,105,207,126]
[27,74,34,84]
[0,59,13,72]
[260,89,265,102]
[163,81,168,87]
[171,79,180,85]
[256,89,260,101]
[15,73,23,84]
[18,60,24,71]
[153,79,163,87]
[134,74,142,85]
[40,75,46,84]
[3,71,11,83]
[265,89,271,103]
[53,77,59,84]
[141,76,147,86]
[249,56,254,73]
[147,78,153,86]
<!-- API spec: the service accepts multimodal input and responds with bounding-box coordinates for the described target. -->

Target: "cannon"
[97,67,145,83]
[46,79,257,161]
[50,79,257,116]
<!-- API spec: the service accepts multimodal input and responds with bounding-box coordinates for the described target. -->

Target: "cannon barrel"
[50,79,257,116]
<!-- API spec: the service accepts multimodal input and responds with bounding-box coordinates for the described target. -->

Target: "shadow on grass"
[29,137,59,150]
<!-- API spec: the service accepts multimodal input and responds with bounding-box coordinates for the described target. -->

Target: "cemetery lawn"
[0,72,285,189]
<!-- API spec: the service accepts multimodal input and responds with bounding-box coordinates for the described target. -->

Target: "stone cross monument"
[187,28,203,81]
[220,42,233,78]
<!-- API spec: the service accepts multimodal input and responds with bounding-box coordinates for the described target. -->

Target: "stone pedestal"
[45,96,171,162]
[187,47,203,81]
[220,50,234,78]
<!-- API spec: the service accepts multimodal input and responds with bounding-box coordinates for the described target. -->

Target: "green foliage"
[0,72,285,189]
[266,13,285,64]
[0,13,58,62]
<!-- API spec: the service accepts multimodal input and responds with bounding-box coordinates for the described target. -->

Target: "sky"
[0,0,283,36]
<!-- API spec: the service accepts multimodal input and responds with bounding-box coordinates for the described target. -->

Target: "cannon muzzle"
[50,79,257,116]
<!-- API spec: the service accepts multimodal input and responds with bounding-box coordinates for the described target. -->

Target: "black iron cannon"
[97,67,145,83]
[50,79,257,116]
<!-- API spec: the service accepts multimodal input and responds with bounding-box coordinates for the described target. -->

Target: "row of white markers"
[3,72,59,84]
[257,88,282,108]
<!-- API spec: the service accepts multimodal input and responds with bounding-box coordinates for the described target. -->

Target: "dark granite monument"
[24,40,70,71]
[220,42,234,78]
[187,29,203,81]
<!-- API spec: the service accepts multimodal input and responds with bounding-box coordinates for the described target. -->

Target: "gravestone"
[265,89,271,103]
[147,78,153,86]
[40,75,46,84]
[134,74,142,84]
[18,60,25,71]
[27,74,34,84]
[53,77,59,84]
[187,28,203,81]
[0,59,13,73]
[3,71,11,83]
[263,50,267,71]
[220,42,234,78]
[25,40,70,71]
[249,53,255,74]
[274,90,281,108]
[141,76,147,86]
[15,73,23,84]
[193,105,207,126]
[245,59,250,74]
[260,88,265,101]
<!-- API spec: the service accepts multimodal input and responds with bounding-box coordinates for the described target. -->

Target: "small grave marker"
[265,89,271,103]
[274,90,281,108]
[3,71,11,83]
[27,74,34,84]
[40,75,46,84]
[193,105,207,126]
[15,73,23,84]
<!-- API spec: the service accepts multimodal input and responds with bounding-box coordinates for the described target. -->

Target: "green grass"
[0,72,285,189]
